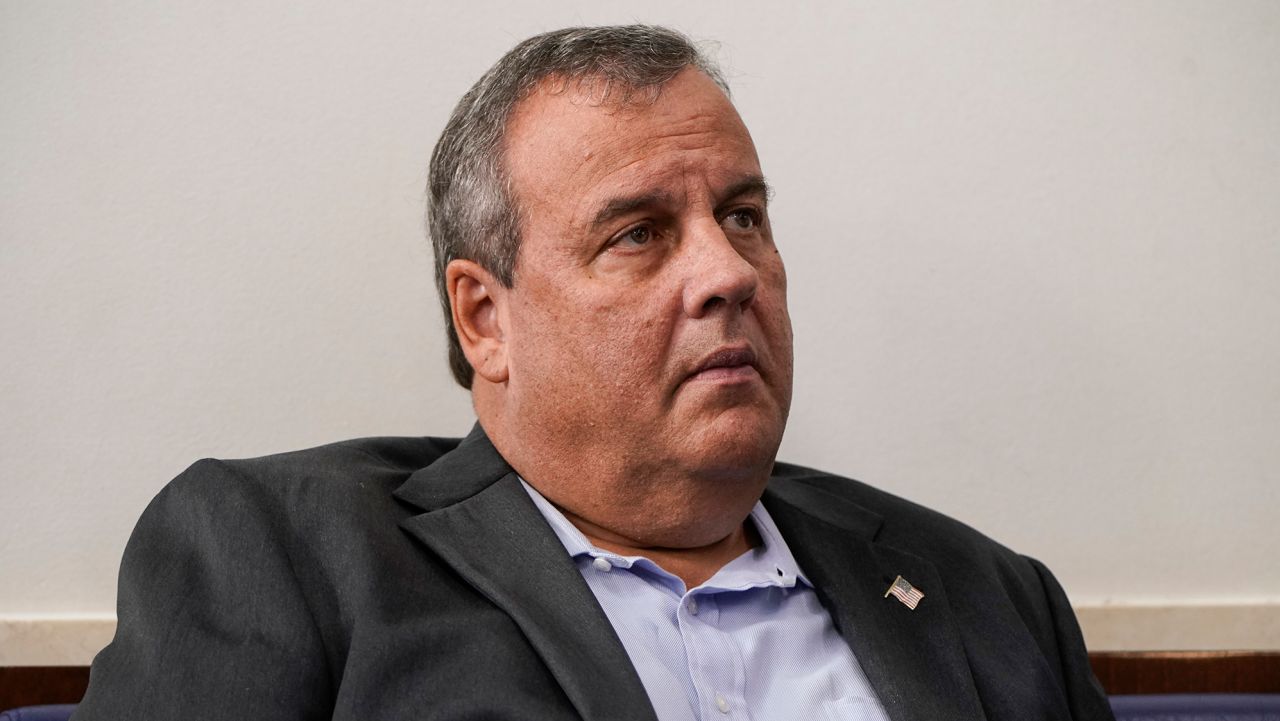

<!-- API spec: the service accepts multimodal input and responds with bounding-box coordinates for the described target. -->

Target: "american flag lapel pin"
[884,575,924,610]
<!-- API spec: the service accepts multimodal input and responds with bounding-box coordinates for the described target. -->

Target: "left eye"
[722,209,759,231]
[612,225,654,247]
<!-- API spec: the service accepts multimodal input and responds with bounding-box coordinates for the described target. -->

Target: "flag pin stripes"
[884,575,924,610]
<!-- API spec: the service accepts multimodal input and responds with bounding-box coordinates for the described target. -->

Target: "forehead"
[502,68,762,224]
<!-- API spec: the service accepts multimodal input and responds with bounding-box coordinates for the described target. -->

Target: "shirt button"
[687,598,699,615]
[715,695,730,714]
[591,557,612,573]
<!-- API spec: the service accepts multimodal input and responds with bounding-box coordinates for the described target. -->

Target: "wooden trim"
[3,653,1278,710]
[0,666,89,710]
[1089,651,1280,695]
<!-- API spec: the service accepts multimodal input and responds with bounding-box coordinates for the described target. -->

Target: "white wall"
[3,1,1278,660]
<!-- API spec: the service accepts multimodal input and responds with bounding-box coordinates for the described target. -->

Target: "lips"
[686,346,759,383]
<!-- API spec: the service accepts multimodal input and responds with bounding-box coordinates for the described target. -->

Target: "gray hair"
[427,25,729,388]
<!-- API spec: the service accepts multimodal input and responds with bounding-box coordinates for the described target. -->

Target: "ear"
[446,259,510,384]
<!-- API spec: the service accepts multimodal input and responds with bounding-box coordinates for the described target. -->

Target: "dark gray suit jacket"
[76,425,1113,720]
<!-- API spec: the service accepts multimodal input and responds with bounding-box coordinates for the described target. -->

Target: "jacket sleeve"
[74,459,335,721]
[1025,556,1115,721]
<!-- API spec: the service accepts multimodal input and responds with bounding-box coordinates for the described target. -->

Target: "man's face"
[499,68,793,489]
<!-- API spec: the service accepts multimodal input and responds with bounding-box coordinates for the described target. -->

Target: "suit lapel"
[394,425,657,721]
[764,479,987,721]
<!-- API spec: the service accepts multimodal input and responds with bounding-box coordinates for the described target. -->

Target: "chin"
[684,414,785,482]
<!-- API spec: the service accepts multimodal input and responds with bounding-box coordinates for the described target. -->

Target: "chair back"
[0,706,77,721]
[1111,694,1280,720]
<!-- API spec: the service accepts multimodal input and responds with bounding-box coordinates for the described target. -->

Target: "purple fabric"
[1110,694,1280,721]
[0,706,77,721]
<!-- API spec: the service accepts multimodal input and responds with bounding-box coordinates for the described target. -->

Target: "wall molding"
[2,604,1277,665]
[1075,603,1280,652]
[0,617,116,666]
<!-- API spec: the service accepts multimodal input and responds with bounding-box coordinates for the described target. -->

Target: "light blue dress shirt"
[521,480,890,721]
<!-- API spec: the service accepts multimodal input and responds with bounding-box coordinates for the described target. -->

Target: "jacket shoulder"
[216,434,462,482]
[143,434,466,540]
[770,460,1022,565]
[159,434,458,496]
[767,461,1064,634]
[768,461,1109,707]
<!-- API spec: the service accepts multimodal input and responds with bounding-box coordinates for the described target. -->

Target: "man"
[76,25,1113,721]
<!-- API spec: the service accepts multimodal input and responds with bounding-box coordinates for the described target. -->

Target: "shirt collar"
[519,478,811,591]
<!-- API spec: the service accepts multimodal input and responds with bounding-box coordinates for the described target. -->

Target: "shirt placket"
[677,591,750,720]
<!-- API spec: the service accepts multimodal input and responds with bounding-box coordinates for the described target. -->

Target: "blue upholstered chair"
[1111,694,1280,720]
[0,706,76,721]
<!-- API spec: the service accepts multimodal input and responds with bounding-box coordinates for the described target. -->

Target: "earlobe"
[446,260,509,384]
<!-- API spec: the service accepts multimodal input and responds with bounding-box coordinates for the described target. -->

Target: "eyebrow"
[587,174,773,230]
[717,175,773,208]
[589,190,677,230]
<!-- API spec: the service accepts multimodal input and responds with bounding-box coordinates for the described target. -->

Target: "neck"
[474,385,775,584]
[558,501,760,589]
[478,399,769,535]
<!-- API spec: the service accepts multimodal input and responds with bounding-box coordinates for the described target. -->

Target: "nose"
[682,218,759,318]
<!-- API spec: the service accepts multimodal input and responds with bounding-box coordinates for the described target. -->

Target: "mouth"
[686,346,760,384]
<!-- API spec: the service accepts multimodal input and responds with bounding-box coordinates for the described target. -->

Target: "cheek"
[754,260,795,373]
[515,285,671,386]
[756,256,791,323]
[580,299,672,381]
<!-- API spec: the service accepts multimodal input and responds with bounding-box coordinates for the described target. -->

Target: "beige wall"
[2,1,1278,662]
